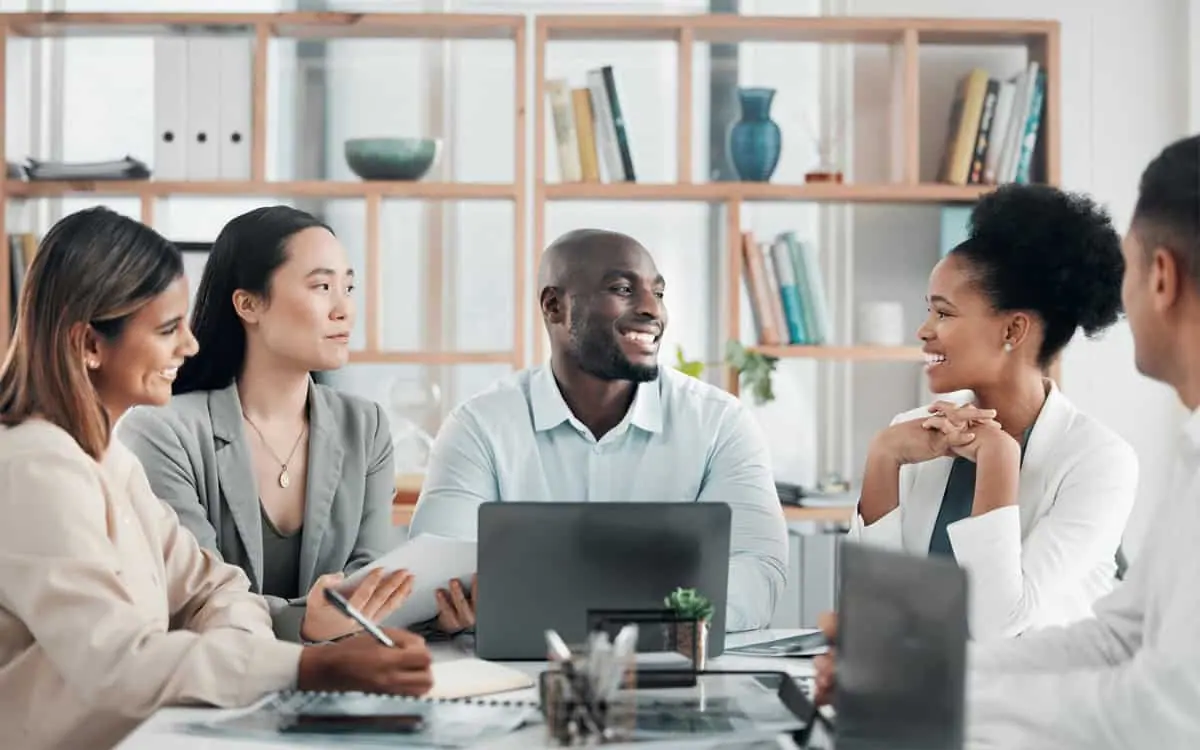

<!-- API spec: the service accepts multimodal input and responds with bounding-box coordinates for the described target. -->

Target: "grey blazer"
[115,379,395,641]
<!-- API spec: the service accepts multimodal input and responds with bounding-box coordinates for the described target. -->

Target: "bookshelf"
[0,11,529,369]
[531,14,1059,393]
[0,11,1060,397]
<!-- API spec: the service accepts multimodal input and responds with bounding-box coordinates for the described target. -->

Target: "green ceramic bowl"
[344,137,441,181]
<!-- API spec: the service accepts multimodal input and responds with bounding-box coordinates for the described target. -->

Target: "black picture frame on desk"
[537,667,831,748]
[587,608,693,651]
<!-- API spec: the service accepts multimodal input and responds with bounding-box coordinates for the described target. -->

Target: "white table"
[116,629,821,749]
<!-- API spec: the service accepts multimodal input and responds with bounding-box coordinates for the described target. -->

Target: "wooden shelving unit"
[0,10,1059,391]
[532,14,1059,391]
[0,12,528,368]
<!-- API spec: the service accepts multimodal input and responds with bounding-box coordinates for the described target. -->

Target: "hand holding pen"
[292,590,434,696]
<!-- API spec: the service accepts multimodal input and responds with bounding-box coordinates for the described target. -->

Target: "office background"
[3,0,1196,628]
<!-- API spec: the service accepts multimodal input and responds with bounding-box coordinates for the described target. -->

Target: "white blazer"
[848,381,1139,641]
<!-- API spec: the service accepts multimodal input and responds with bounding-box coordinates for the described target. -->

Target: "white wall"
[1191,0,1200,130]
[845,0,1191,559]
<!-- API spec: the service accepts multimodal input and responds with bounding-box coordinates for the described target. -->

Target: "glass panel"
[378,198,515,354]
[324,362,515,473]
[268,38,515,184]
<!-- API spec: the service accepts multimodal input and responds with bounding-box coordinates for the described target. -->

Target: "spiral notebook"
[188,688,539,747]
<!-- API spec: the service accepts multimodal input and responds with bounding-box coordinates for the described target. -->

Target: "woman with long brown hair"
[0,207,432,750]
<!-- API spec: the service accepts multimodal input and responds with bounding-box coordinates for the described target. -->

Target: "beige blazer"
[0,419,301,750]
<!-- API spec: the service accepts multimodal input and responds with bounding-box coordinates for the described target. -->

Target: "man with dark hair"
[817,135,1200,747]
[410,229,788,634]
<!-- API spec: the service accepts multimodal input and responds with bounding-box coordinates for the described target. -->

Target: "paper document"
[339,533,476,628]
[725,630,829,657]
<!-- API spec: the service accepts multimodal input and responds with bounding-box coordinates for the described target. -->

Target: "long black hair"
[173,205,332,394]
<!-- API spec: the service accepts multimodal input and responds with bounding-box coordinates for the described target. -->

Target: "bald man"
[408,229,788,634]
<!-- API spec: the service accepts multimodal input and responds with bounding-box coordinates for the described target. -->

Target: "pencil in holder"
[539,640,636,746]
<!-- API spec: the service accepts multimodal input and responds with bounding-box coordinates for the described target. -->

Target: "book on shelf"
[938,62,1045,187]
[547,65,635,183]
[939,205,972,257]
[22,155,151,182]
[7,233,37,332]
[740,230,831,347]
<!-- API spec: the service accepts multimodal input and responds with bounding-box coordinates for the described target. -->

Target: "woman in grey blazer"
[117,206,412,643]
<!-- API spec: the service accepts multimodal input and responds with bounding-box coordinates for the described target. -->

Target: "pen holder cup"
[540,649,637,746]
[665,618,710,671]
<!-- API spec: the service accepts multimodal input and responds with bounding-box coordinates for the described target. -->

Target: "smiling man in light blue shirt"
[409,228,788,634]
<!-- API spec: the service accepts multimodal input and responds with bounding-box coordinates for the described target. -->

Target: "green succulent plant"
[663,587,715,623]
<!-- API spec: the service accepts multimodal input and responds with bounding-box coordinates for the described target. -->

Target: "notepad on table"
[428,658,535,700]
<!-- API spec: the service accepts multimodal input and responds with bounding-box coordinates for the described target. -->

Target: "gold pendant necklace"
[242,413,307,490]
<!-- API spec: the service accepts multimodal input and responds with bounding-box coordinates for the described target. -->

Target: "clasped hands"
[881,400,1017,466]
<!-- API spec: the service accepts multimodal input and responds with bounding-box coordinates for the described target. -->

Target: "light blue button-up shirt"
[408,364,789,632]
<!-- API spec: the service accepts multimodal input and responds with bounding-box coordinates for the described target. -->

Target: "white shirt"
[965,407,1200,749]
[848,382,1139,640]
[408,364,789,632]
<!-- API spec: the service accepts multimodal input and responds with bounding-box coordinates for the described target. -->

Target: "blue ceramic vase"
[728,87,782,182]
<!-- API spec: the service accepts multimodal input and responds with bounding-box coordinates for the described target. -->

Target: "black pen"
[323,587,395,647]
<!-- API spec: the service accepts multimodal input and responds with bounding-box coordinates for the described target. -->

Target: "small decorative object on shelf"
[540,627,637,746]
[728,87,782,182]
[804,137,844,183]
[386,377,441,473]
[343,137,442,181]
[663,586,715,670]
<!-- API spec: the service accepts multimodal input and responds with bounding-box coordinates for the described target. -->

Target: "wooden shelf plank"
[348,350,516,365]
[752,345,926,362]
[736,181,993,203]
[543,181,994,204]
[5,180,517,200]
[538,14,1055,45]
[272,12,524,40]
[3,12,524,40]
[544,181,730,201]
[912,18,1058,46]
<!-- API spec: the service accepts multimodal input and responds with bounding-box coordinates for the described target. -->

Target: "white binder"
[153,37,189,180]
[217,38,253,181]
[185,36,223,180]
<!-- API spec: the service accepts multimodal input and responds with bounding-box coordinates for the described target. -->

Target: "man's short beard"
[567,307,659,382]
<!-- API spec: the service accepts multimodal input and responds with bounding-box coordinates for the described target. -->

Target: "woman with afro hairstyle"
[849,183,1138,642]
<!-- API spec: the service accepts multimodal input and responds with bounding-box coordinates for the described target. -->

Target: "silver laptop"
[473,502,732,661]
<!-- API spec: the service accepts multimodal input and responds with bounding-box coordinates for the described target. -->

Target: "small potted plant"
[663,587,715,669]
